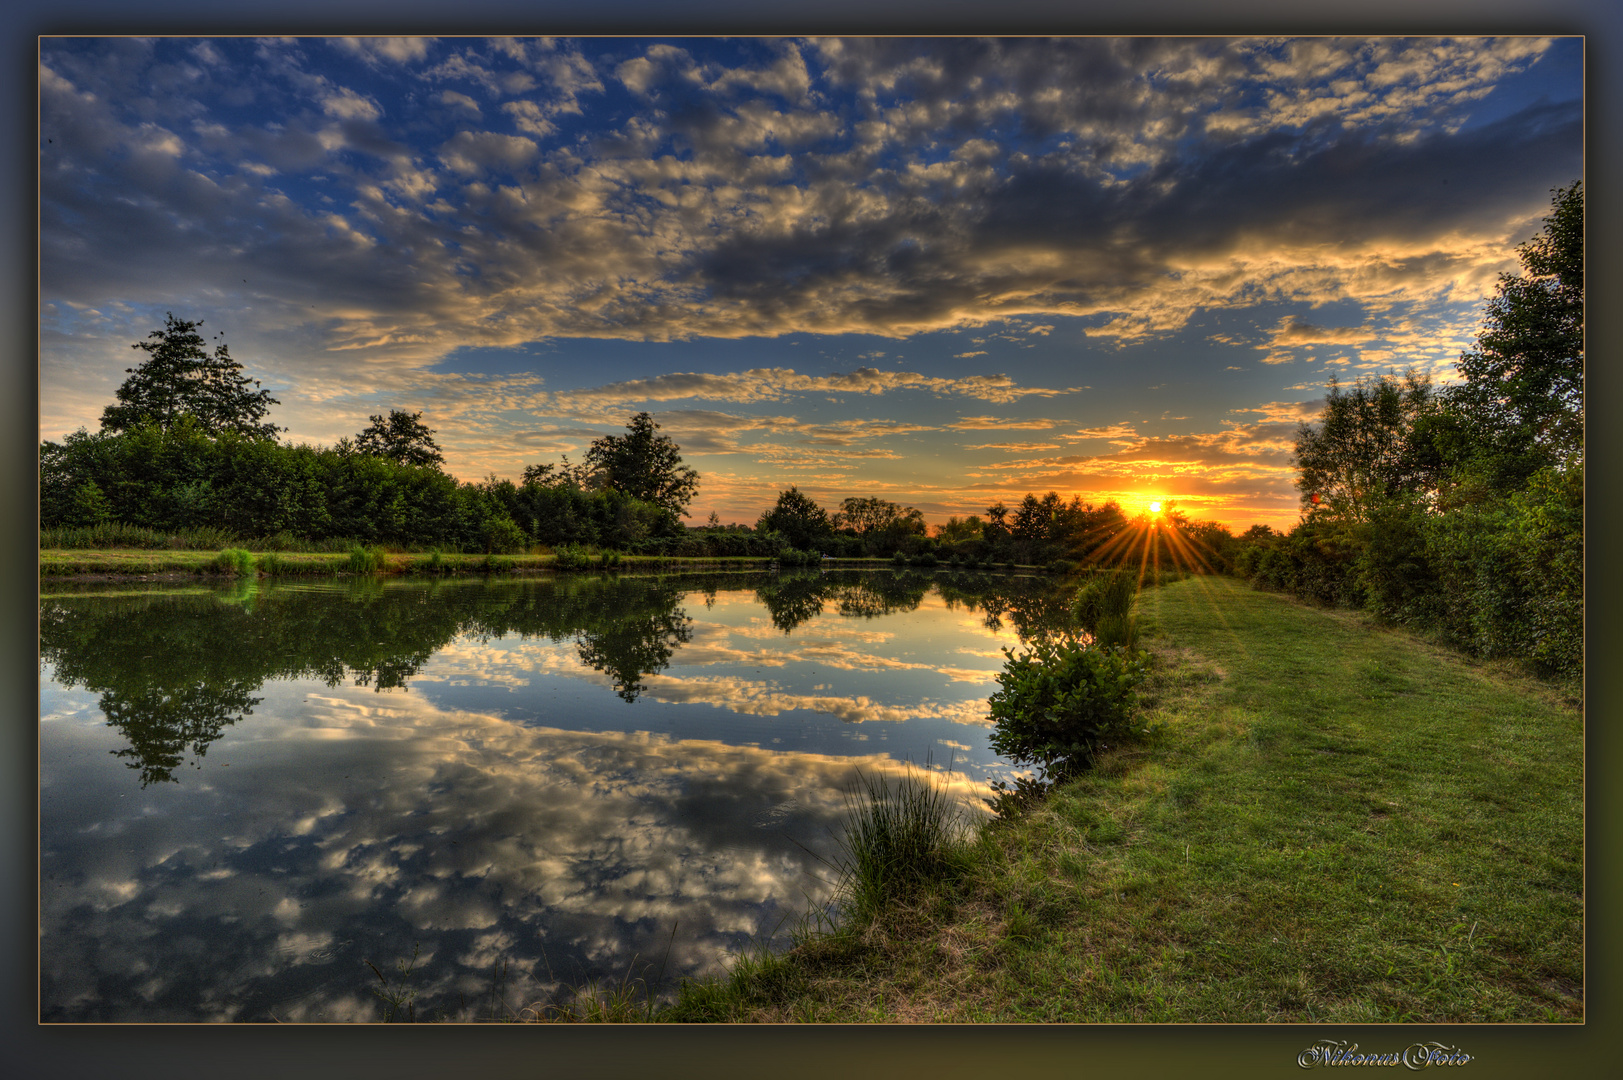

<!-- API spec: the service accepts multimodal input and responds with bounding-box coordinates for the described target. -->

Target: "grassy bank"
[659,575,1583,1023]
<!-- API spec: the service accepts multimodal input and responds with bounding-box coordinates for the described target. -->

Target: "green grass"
[658,575,1582,1023]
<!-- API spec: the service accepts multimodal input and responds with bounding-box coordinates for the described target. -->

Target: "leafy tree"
[101,314,280,438]
[1449,181,1583,485]
[356,409,445,469]
[585,412,699,516]
[933,515,983,544]
[834,496,925,552]
[522,454,591,489]
[1293,371,1437,522]
[757,486,833,550]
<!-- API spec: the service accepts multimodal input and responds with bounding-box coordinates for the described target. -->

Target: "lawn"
[660,575,1583,1023]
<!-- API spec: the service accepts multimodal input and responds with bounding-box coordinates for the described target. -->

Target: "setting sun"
[1149,501,1163,514]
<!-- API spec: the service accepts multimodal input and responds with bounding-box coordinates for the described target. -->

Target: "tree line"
[1228,182,1583,676]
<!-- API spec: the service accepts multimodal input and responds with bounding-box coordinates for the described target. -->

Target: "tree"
[1293,371,1437,522]
[1450,181,1583,483]
[584,412,699,517]
[356,410,445,468]
[101,314,280,439]
[522,455,590,489]
[934,515,984,544]
[757,487,833,550]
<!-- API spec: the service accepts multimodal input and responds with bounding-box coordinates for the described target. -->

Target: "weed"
[366,943,420,1023]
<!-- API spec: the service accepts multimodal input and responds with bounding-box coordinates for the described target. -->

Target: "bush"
[553,543,593,571]
[1074,567,1137,641]
[214,548,255,576]
[597,549,622,569]
[777,547,821,568]
[347,544,387,574]
[986,637,1148,781]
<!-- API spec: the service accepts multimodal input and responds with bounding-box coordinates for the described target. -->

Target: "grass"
[656,575,1583,1023]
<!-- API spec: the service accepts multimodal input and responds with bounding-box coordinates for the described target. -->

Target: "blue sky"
[39,36,1582,529]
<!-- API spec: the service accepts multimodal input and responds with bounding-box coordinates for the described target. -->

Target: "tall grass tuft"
[214,548,255,576]
[347,543,388,574]
[837,763,969,920]
[1074,567,1139,647]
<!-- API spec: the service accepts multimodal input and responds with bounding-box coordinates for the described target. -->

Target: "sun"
[1148,500,1163,514]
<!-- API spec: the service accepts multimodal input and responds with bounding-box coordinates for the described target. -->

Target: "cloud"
[1267,315,1379,346]
[532,367,1081,414]
[333,37,434,65]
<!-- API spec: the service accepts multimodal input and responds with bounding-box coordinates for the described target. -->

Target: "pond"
[39,569,1077,1022]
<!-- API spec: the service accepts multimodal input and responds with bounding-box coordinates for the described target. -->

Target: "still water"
[40,569,1075,1022]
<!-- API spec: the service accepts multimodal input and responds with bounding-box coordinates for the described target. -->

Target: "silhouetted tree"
[101,314,280,439]
[356,409,445,468]
[585,413,699,517]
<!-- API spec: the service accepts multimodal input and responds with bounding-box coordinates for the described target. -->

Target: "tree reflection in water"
[41,570,1080,785]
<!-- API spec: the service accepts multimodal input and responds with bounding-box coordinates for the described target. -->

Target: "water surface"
[40,569,1074,1022]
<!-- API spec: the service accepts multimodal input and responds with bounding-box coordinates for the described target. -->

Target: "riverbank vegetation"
[1227,183,1582,677]
[657,575,1582,1023]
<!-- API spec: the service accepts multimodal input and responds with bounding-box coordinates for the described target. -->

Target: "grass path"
[661,576,1583,1023]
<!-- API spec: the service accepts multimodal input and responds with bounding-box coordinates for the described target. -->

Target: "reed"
[836,762,970,920]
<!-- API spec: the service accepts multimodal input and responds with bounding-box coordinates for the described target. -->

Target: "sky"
[38,36,1583,532]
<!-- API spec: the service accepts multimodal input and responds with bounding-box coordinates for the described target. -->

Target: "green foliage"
[1294,370,1437,521]
[481,512,528,554]
[583,412,699,517]
[214,548,255,576]
[355,409,445,469]
[838,765,968,919]
[40,522,238,550]
[986,637,1149,781]
[100,314,281,439]
[597,549,622,569]
[1451,181,1583,482]
[757,486,833,550]
[776,547,821,568]
[1245,182,1582,678]
[553,543,593,571]
[1073,568,1137,638]
[347,544,387,574]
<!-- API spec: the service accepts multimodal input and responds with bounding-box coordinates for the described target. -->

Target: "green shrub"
[553,543,593,571]
[1074,567,1137,636]
[214,548,255,576]
[259,552,285,576]
[892,550,909,566]
[347,544,387,574]
[482,513,529,555]
[598,549,622,568]
[987,637,1149,781]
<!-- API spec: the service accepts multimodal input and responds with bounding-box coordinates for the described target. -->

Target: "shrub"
[553,543,593,571]
[598,549,622,569]
[987,637,1148,781]
[214,548,255,576]
[347,544,387,574]
[482,513,529,555]
[1074,567,1137,634]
